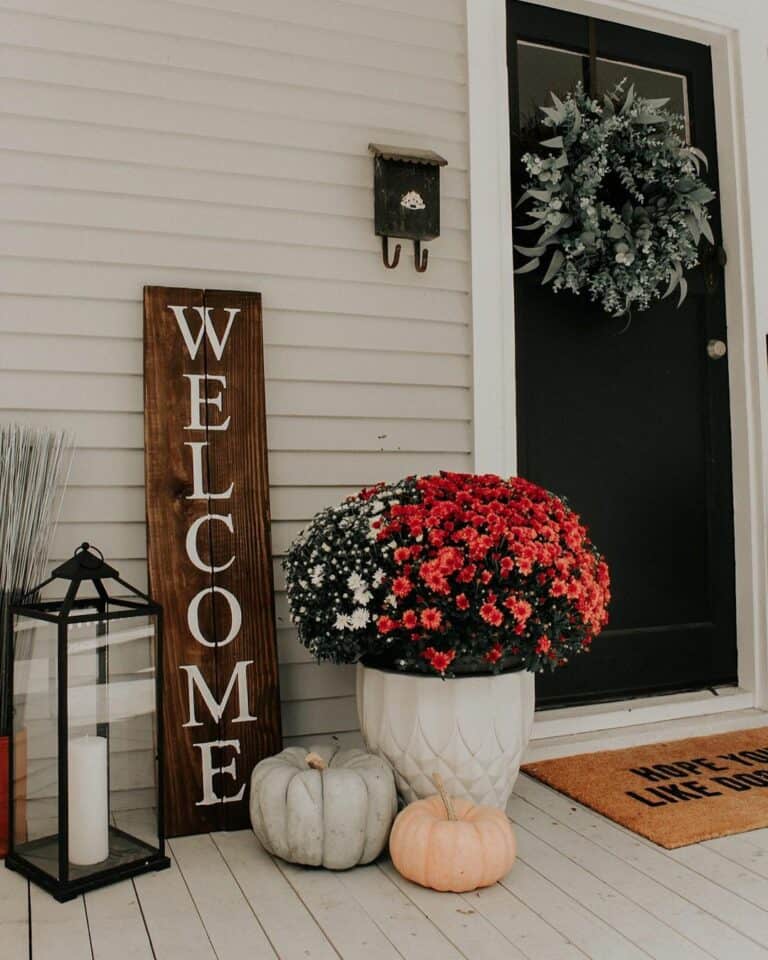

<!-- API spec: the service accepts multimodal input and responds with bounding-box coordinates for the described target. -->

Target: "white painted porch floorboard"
[5,775,768,960]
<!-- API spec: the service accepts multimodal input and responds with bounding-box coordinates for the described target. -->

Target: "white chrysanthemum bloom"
[347,572,365,591]
[371,500,385,513]
[310,565,324,587]
[354,588,372,606]
[349,608,370,630]
[322,543,331,552]
[372,568,385,587]
[385,593,397,608]
[334,613,352,631]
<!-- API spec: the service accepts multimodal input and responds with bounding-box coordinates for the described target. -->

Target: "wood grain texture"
[143,285,280,836]
[203,289,281,830]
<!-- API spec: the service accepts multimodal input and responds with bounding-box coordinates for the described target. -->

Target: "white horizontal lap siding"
[0,0,471,741]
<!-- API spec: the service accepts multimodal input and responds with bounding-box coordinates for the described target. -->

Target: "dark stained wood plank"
[144,285,222,837]
[143,285,281,838]
[203,289,281,830]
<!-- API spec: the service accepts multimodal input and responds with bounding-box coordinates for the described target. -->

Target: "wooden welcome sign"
[143,286,281,837]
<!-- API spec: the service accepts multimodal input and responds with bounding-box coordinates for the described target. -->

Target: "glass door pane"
[517,41,585,129]
[597,58,690,139]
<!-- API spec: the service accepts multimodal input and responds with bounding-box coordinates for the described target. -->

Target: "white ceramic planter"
[356,664,535,809]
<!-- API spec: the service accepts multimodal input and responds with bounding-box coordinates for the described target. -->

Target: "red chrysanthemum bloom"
[422,646,456,674]
[503,596,532,623]
[392,576,413,598]
[437,546,463,575]
[377,616,398,635]
[401,610,418,630]
[536,635,551,654]
[394,546,411,564]
[484,643,504,664]
[420,607,443,630]
[455,593,470,611]
[480,602,503,627]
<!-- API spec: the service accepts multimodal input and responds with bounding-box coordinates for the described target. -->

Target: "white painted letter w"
[168,305,240,361]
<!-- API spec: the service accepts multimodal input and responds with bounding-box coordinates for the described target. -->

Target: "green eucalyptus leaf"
[662,262,682,299]
[620,85,636,115]
[550,91,565,111]
[700,216,714,245]
[542,249,566,285]
[540,136,565,149]
[689,146,709,170]
[514,257,541,275]
[644,97,671,110]
[687,186,715,204]
[514,244,548,257]
[686,213,701,244]
[571,109,582,135]
[677,276,688,308]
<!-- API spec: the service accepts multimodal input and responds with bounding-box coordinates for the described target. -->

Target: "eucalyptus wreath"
[515,80,715,317]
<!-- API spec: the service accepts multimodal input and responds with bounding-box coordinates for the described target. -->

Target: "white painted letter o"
[187,586,242,648]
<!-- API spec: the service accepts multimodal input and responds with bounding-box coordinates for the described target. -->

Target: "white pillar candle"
[68,735,109,866]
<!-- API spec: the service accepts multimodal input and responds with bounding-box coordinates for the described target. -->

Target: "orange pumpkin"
[389,774,516,892]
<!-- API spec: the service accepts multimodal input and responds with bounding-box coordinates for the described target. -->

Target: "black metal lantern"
[369,143,447,272]
[5,543,170,901]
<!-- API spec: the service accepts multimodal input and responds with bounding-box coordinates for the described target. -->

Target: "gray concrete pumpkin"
[249,743,398,869]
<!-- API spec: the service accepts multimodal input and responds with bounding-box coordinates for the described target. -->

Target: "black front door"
[507,1,737,707]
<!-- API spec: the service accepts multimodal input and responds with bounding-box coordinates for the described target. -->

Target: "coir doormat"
[521,727,768,848]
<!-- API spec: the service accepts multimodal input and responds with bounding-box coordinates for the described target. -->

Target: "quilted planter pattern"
[356,664,535,809]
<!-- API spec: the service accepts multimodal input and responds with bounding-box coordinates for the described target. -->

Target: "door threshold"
[525,688,765,763]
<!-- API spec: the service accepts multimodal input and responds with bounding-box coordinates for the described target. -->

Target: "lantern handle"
[75,542,104,569]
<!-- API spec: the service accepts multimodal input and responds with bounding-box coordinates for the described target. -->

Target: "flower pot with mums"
[284,472,610,809]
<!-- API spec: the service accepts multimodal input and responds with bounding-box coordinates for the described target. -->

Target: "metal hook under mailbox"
[381,236,401,269]
[414,240,428,273]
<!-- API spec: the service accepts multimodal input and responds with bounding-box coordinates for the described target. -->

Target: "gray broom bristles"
[0,423,74,735]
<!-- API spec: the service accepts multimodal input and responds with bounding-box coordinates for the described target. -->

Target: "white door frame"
[466,0,768,735]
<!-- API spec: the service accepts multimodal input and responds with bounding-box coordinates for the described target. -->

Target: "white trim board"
[531,686,754,739]
[526,703,768,763]
[466,0,768,730]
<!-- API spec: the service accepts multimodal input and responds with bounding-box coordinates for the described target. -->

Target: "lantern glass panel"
[12,613,61,880]
[64,606,161,877]
[103,609,160,851]
[11,605,162,886]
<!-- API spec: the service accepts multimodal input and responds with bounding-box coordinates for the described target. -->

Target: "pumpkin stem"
[306,752,327,770]
[432,773,457,821]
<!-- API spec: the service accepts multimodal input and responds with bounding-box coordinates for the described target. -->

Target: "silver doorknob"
[707,339,727,359]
